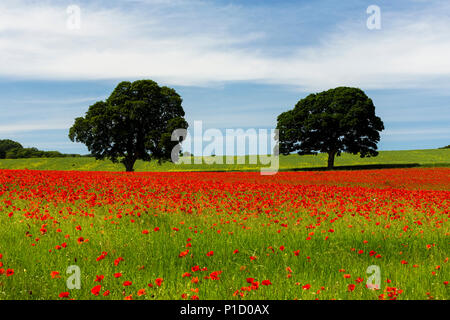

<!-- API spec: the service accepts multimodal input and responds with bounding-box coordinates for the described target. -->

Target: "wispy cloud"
[0,122,71,133]
[383,128,450,135]
[382,127,450,142]
[1,0,450,91]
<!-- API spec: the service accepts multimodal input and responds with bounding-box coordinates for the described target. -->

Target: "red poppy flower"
[137,289,146,296]
[179,249,189,258]
[155,278,163,287]
[95,275,104,282]
[96,251,108,262]
[261,280,272,286]
[192,265,200,272]
[114,257,124,266]
[91,285,102,296]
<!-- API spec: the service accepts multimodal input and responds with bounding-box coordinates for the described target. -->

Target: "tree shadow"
[285,163,422,172]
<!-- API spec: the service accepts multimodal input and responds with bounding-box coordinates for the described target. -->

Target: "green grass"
[0,170,448,300]
[0,149,449,300]
[0,148,449,172]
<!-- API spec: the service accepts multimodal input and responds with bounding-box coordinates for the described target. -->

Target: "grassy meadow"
[0,169,449,300]
[0,150,448,300]
[0,148,449,172]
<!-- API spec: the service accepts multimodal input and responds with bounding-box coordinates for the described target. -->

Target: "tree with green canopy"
[69,80,188,172]
[0,139,23,159]
[276,87,384,169]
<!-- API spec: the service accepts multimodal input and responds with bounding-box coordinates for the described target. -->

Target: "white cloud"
[381,127,450,141]
[383,127,450,135]
[0,123,70,133]
[1,0,450,91]
[0,121,72,133]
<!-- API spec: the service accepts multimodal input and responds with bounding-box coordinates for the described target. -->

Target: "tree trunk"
[327,151,336,170]
[123,157,136,172]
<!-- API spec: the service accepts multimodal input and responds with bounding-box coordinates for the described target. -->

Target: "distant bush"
[440,145,450,149]
[0,139,23,158]
[0,139,81,159]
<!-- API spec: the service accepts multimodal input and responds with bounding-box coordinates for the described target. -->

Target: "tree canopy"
[276,87,384,169]
[0,139,79,159]
[0,139,23,158]
[69,80,188,172]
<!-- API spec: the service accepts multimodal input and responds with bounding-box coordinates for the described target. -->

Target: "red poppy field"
[0,168,449,300]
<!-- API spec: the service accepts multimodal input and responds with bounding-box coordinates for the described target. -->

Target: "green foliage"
[69,80,188,172]
[276,87,384,168]
[0,139,23,158]
[0,139,79,159]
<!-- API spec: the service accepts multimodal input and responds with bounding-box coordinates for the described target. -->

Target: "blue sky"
[0,0,449,154]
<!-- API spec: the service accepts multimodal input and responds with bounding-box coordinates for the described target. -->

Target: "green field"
[0,167,448,300]
[0,149,449,172]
